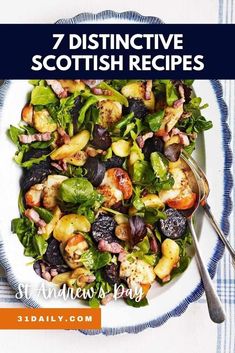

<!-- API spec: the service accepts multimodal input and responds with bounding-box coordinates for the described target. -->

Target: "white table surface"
[0,1,233,353]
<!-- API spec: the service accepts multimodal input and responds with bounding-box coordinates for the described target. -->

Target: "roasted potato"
[53,214,91,243]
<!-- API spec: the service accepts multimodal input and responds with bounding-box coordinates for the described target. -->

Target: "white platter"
[0,11,232,335]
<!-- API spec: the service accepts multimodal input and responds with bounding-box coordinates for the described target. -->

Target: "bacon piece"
[171,128,190,146]
[173,98,185,109]
[136,132,154,148]
[98,240,123,254]
[81,80,103,88]
[46,80,67,98]
[79,275,96,283]
[57,127,70,145]
[118,250,128,262]
[24,208,47,228]
[91,87,113,96]
[19,132,51,144]
[150,237,158,253]
[101,293,114,305]
[145,80,152,100]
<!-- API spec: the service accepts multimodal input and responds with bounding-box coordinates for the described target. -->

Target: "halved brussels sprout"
[33,109,57,133]
[97,100,122,128]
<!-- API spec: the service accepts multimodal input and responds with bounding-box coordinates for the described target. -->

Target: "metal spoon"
[180,155,226,323]
[182,150,235,268]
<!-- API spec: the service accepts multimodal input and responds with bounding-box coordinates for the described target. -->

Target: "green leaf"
[11,217,47,258]
[31,86,58,105]
[32,234,48,257]
[33,207,53,223]
[145,110,164,132]
[125,297,149,308]
[183,80,194,86]
[18,190,25,215]
[165,81,178,106]
[89,297,100,308]
[7,125,23,146]
[78,96,98,127]
[115,112,134,130]
[79,248,112,270]
[97,82,129,107]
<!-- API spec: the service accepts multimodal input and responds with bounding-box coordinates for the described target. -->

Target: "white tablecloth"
[0,1,234,352]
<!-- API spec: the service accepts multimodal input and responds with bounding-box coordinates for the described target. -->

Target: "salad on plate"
[8,79,212,307]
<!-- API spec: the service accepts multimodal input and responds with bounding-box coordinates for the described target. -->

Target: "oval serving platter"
[0,11,232,335]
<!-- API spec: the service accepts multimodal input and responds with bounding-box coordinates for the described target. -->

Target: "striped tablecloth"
[0,1,234,352]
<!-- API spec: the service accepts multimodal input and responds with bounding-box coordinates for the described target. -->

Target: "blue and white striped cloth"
[0,2,234,351]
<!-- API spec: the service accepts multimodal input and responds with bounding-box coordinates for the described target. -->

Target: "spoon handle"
[203,203,235,268]
[187,219,226,323]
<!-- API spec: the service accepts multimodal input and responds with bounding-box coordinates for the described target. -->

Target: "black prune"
[123,98,148,119]
[164,143,182,162]
[84,157,106,187]
[44,238,65,266]
[92,124,112,150]
[143,136,164,160]
[91,213,118,243]
[105,156,124,169]
[103,263,120,285]
[159,208,187,239]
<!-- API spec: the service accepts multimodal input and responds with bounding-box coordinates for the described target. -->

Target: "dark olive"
[44,238,65,266]
[123,98,148,119]
[159,208,187,239]
[84,157,106,187]
[33,260,69,279]
[164,143,182,162]
[143,136,164,160]
[91,213,118,243]
[105,155,124,169]
[92,124,112,150]
[103,263,120,285]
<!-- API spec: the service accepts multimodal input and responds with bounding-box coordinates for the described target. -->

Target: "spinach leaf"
[59,177,94,204]
[79,247,112,270]
[145,110,164,132]
[11,217,47,258]
[125,297,149,308]
[33,207,53,223]
[7,125,23,146]
[31,86,58,105]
